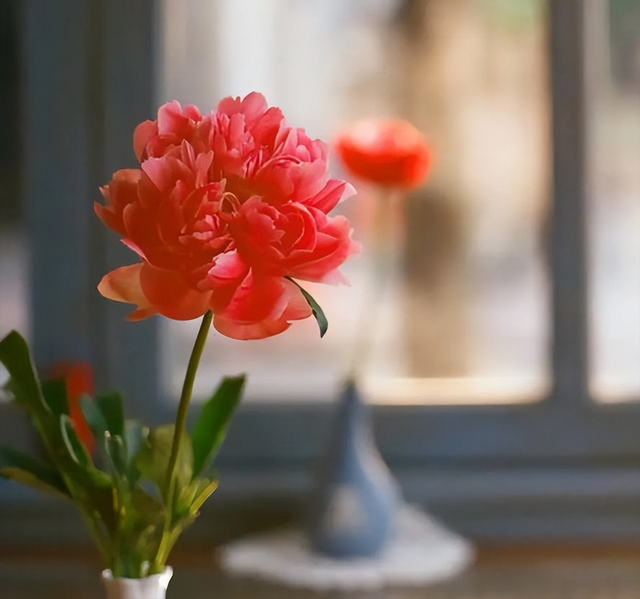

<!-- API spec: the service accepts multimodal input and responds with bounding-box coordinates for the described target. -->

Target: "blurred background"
[0,0,639,587]
[2,0,638,404]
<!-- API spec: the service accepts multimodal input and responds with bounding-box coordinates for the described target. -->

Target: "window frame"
[2,0,639,543]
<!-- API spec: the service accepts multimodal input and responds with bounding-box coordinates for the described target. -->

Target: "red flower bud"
[334,119,433,189]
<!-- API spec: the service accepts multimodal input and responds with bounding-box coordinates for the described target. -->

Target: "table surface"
[1,545,639,599]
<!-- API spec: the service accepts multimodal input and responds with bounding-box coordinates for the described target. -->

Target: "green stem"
[79,509,113,571]
[156,310,212,568]
[349,188,405,380]
[165,310,212,492]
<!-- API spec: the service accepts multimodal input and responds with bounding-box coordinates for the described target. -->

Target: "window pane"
[159,0,550,404]
[0,1,28,390]
[587,0,640,402]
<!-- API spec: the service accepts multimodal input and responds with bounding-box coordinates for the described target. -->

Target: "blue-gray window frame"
[4,0,639,542]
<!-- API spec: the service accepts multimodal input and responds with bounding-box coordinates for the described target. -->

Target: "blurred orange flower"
[334,119,432,189]
[49,361,95,454]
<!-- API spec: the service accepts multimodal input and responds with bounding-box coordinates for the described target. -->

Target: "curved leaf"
[104,432,128,479]
[191,375,245,478]
[60,414,92,467]
[0,446,70,498]
[286,278,328,337]
[80,394,108,436]
[96,391,124,437]
[135,424,193,499]
[187,478,218,514]
[125,421,145,461]
[42,378,69,417]
[0,331,43,405]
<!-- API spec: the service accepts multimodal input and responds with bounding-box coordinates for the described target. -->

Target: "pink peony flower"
[96,93,358,339]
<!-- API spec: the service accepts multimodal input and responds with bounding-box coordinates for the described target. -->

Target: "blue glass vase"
[306,380,400,558]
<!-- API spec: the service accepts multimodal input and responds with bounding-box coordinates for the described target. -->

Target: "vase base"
[101,567,173,599]
[221,504,473,591]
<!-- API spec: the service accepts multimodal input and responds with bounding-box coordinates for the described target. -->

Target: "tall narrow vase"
[307,380,400,557]
[101,567,173,599]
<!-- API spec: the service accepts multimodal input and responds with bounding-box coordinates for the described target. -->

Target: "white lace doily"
[220,504,474,591]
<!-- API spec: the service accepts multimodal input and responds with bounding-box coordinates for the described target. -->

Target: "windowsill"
[2,463,639,548]
[0,542,638,598]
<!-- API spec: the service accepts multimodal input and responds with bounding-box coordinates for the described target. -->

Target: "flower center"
[220,192,241,214]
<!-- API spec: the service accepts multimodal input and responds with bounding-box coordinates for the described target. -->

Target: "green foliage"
[135,424,193,500]
[0,446,70,498]
[42,378,69,417]
[0,330,244,579]
[0,331,43,401]
[60,414,93,467]
[191,375,245,478]
[95,391,125,437]
[286,277,329,337]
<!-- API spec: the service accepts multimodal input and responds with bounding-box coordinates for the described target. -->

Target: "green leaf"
[135,424,193,499]
[95,391,125,437]
[172,476,218,520]
[0,331,43,405]
[186,477,218,514]
[0,333,117,535]
[124,421,145,461]
[67,467,118,536]
[81,392,124,443]
[0,446,70,498]
[0,332,64,460]
[42,378,69,418]
[104,433,128,478]
[130,486,165,523]
[81,396,133,487]
[0,335,119,534]
[2,376,25,404]
[100,432,131,523]
[286,278,328,337]
[80,394,108,438]
[190,376,245,478]
[60,414,92,467]
[124,421,145,484]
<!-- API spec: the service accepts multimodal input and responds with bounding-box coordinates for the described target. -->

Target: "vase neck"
[336,381,373,441]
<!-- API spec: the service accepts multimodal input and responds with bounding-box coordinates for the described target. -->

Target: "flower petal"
[204,251,250,313]
[133,120,157,162]
[95,169,142,235]
[280,278,313,321]
[139,263,212,320]
[306,179,356,213]
[220,273,286,323]
[213,315,290,340]
[97,264,156,321]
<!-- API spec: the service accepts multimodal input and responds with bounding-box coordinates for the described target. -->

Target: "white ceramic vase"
[101,567,173,599]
